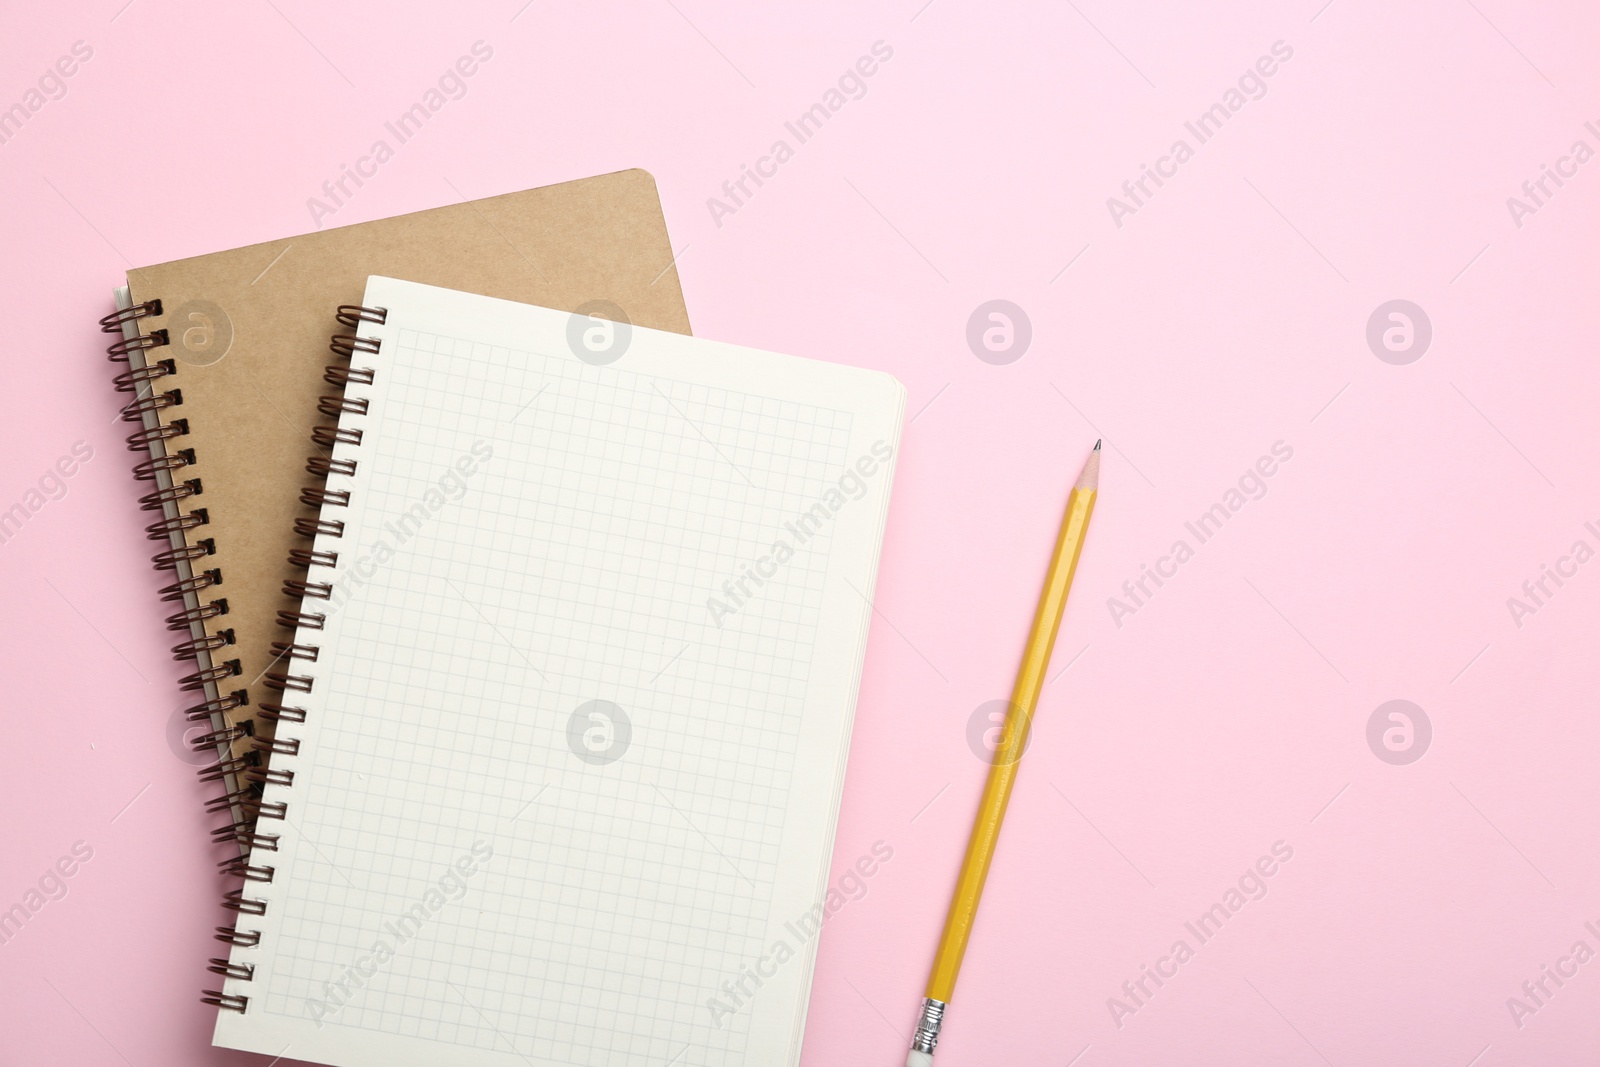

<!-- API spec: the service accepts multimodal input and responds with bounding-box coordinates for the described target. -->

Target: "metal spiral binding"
[101,295,256,850]
[201,303,386,1016]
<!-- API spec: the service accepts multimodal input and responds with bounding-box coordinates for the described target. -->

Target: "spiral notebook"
[100,170,690,844]
[207,277,905,1067]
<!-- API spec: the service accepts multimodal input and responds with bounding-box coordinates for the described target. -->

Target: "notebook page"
[213,276,904,1067]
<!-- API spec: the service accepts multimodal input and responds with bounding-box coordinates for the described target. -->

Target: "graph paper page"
[214,277,904,1067]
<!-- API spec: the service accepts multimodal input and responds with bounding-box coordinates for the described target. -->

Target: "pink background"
[4,0,1598,1064]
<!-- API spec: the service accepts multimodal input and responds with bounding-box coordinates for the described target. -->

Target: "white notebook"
[210,277,904,1067]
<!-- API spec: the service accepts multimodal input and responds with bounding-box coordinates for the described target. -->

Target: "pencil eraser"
[907,1052,935,1067]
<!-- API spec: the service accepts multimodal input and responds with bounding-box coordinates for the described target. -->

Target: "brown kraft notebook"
[99,169,690,852]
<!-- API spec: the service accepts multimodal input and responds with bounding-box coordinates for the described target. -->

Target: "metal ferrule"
[911,997,946,1055]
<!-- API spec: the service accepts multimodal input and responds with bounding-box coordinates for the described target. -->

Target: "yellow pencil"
[908,440,1100,1066]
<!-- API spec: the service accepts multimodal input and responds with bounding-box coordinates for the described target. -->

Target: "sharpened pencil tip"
[1093,439,1102,451]
[1075,444,1101,490]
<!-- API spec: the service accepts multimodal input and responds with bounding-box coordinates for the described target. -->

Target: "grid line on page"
[258,327,855,1066]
